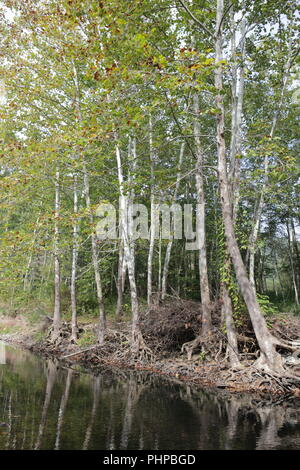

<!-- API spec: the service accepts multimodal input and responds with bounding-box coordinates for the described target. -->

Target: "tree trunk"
[215,0,284,374]
[229,3,246,223]
[147,115,156,307]
[116,142,142,352]
[116,238,126,317]
[161,142,185,301]
[286,219,300,305]
[23,211,41,291]
[247,33,294,289]
[70,173,79,341]
[222,281,240,368]
[290,217,300,299]
[52,167,61,341]
[84,161,106,344]
[73,62,106,344]
[193,92,211,335]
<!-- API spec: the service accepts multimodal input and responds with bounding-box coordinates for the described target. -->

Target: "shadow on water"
[0,341,299,450]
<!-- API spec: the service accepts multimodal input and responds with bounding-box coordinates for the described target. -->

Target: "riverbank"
[1,304,300,397]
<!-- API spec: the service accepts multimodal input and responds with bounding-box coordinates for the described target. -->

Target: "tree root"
[131,329,155,362]
[181,336,203,360]
[223,363,300,394]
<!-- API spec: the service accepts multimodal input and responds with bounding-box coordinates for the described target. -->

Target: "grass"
[33,330,47,342]
[265,291,300,316]
[77,330,97,347]
[0,324,21,335]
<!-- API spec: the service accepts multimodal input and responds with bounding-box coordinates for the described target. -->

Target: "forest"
[0,0,300,394]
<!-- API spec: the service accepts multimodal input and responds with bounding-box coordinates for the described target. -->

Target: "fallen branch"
[61,345,99,359]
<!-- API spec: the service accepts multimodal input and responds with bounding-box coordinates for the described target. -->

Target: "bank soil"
[1,299,300,397]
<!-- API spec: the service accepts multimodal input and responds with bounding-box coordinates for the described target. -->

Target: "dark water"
[0,342,300,450]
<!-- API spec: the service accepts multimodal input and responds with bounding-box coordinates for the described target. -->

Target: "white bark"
[71,173,79,341]
[52,167,61,341]
[116,135,136,316]
[116,142,141,350]
[116,237,126,317]
[147,115,156,306]
[193,92,211,334]
[229,5,246,223]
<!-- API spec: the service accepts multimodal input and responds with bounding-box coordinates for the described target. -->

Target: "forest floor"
[1,299,300,398]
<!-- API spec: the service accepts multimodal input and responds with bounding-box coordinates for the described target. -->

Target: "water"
[0,341,299,450]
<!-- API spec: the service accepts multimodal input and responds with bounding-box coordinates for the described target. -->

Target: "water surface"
[0,341,299,450]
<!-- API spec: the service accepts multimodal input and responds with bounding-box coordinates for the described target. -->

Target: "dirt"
[1,300,300,398]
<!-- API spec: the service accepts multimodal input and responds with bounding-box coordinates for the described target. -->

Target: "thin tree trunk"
[229,3,246,222]
[116,142,142,351]
[193,92,211,335]
[147,115,156,307]
[274,252,285,299]
[286,220,299,305]
[290,217,300,298]
[157,225,162,303]
[247,33,294,289]
[222,281,240,368]
[71,173,79,341]
[116,135,136,316]
[161,142,185,301]
[73,63,106,344]
[52,167,61,341]
[116,238,125,317]
[84,162,106,344]
[23,211,41,291]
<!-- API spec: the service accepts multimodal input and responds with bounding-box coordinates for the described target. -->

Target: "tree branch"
[176,0,214,39]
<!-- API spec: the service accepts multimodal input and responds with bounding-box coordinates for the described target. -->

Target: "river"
[0,341,299,450]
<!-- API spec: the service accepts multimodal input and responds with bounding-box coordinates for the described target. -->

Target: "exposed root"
[131,329,155,362]
[181,336,202,360]
[223,363,300,394]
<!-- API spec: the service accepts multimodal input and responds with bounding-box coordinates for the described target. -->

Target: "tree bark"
[70,173,79,341]
[215,0,284,374]
[116,237,126,317]
[161,142,185,301]
[193,92,211,335]
[229,3,246,222]
[116,142,142,351]
[247,34,294,289]
[52,167,61,341]
[73,62,106,344]
[286,219,300,305]
[147,115,156,307]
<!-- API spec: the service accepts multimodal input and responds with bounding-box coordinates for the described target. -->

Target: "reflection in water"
[82,375,101,450]
[0,341,299,450]
[35,360,57,450]
[55,368,73,450]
